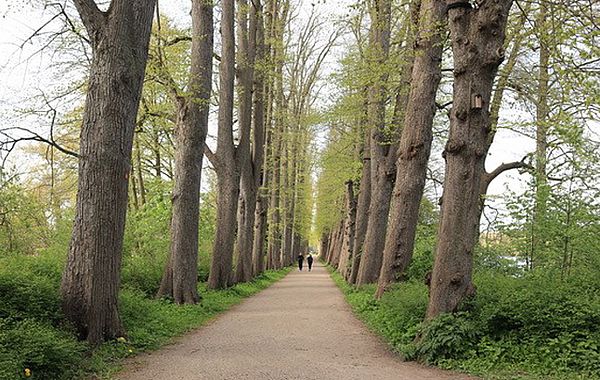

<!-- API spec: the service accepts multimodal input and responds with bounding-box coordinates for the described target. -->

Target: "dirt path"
[116,264,475,380]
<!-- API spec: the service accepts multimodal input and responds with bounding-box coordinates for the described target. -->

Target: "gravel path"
[116,263,475,380]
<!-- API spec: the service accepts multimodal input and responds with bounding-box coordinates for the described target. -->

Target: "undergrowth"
[328,266,600,380]
[0,248,291,380]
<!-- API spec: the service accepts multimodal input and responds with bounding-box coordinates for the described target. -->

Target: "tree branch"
[483,157,532,188]
[0,127,79,158]
[203,143,218,168]
[72,0,105,36]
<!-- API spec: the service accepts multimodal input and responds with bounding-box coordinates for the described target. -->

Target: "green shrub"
[416,312,480,364]
[330,264,600,380]
[0,263,62,324]
[0,319,85,380]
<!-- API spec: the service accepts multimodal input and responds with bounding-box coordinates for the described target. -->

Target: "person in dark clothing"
[297,254,304,271]
[307,254,314,271]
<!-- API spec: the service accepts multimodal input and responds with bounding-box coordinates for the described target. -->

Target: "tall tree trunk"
[252,2,271,277]
[375,0,443,298]
[532,0,549,270]
[252,124,269,277]
[233,0,259,284]
[349,132,371,284]
[319,232,330,261]
[130,167,139,210]
[339,181,357,279]
[157,0,213,303]
[355,0,393,286]
[282,124,298,267]
[153,127,162,177]
[208,0,238,289]
[474,9,530,236]
[267,128,282,270]
[426,0,513,320]
[61,0,157,345]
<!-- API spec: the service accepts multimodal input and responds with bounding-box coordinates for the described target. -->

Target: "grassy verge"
[0,250,291,380]
[326,265,600,380]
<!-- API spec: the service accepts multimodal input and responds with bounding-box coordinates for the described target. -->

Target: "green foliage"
[314,127,362,237]
[415,312,480,364]
[0,241,291,379]
[0,319,85,380]
[330,265,600,380]
[0,173,50,256]
[0,266,61,324]
[122,179,216,295]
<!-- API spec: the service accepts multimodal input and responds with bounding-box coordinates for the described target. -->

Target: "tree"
[157,0,214,303]
[233,0,260,284]
[375,0,444,298]
[60,0,157,344]
[426,0,513,319]
[207,0,238,289]
[355,0,394,286]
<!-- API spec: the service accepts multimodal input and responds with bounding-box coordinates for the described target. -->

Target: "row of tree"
[16,0,337,345]
[318,0,599,320]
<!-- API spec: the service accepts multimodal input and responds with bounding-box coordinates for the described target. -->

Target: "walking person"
[297,254,304,271]
[307,254,314,271]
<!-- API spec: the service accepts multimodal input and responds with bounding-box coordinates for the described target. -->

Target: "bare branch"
[1,127,79,158]
[203,143,218,168]
[483,157,532,188]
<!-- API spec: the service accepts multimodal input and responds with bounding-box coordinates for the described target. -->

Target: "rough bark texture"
[474,10,529,233]
[266,125,283,270]
[233,0,259,284]
[355,0,393,286]
[338,181,357,279]
[426,0,513,320]
[208,0,238,289]
[375,0,443,298]
[349,134,372,284]
[532,0,549,269]
[251,10,269,277]
[157,0,213,304]
[61,0,156,345]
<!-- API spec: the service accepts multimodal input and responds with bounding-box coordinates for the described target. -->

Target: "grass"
[325,265,600,380]
[0,250,291,380]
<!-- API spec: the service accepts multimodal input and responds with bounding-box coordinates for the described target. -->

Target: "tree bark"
[61,0,157,345]
[349,133,371,284]
[426,0,513,320]
[233,0,260,284]
[157,0,213,303]
[532,0,550,270]
[338,181,357,279]
[134,133,147,206]
[473,9,529,235]
[355,0,393,286]
[319,232,330,261]
[375,0,443,298]
[208,0,238,289]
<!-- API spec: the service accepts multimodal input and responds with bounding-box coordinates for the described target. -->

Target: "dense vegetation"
[332,267,600,379]
[0,173,290,379]
[0,0,599,378]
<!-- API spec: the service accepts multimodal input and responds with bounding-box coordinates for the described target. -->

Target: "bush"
[0,258,63,324]
[330,265,600,379]
[416,312,480,364]
[0,319,85,380]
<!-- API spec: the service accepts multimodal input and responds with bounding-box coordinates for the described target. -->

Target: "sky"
[0,0,543,226]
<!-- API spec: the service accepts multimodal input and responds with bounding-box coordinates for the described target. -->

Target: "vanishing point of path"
[117,264,475,380]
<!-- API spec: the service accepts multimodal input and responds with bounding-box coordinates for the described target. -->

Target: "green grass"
[326,265,600,380]
[0,249,291,380]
